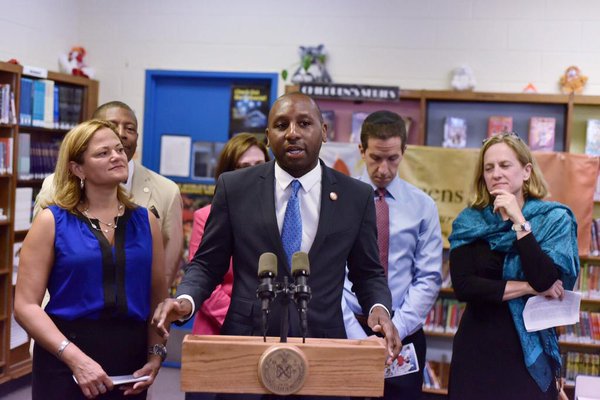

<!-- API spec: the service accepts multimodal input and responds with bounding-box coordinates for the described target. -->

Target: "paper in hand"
[384,342,419,378]
[72,374,150,386]
[523,290,581,332]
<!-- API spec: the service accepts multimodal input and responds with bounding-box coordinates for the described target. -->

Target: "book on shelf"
[321,110,335,141]
[18,133,31,180]
[0,137,14,174]
[528,117,556,151]
[575,257,600,299]
[350,111,369,144]
[14,187,33,231]
[19,77,33,126]
[487,116,513,137]
[0,83,16,124]
[443,116,467,148]
[585,119,600,156]
[424,297,465,334]
[423,361,442,389]
[556,311,600,344]
[20,79,84,129]
[561,351,600,384]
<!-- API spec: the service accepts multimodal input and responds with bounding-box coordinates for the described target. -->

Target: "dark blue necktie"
[282,180,302,268]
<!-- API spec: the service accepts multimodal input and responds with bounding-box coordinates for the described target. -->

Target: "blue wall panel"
[142,70,278,182]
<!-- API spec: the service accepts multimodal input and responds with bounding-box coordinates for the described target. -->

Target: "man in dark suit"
[152,93,401,392]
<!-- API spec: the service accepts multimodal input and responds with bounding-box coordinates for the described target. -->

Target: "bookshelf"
[0,61,98,384]
[286,84,600,398]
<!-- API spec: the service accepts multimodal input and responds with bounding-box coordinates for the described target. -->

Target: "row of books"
[17,133,60,180]
[0,83,17,124]
[590,219,600,258]
[422,361,444,390]
[561,351,600,384]
[19,77,84,130]
[0,137,13,174]
[443,115,556,151]
[574,260,600,299]
[557,311,600,344]
[424,298,466,334]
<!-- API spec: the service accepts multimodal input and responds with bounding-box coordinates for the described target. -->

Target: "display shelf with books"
[0,61,98,385]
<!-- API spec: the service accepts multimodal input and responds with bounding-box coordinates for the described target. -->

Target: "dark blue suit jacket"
[177,160,391,338]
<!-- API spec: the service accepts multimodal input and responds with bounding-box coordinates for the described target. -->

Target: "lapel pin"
[329,192,338,201]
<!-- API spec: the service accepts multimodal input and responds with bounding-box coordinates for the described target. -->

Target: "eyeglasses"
[482,131,521,145]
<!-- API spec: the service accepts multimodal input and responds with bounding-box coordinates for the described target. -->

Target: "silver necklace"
[83,203,124,233]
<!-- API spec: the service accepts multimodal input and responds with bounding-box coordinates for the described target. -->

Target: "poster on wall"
[229,85,270,137]
[160,135,191,177]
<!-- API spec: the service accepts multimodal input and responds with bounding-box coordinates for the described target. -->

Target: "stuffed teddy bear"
[560,65,587,94]
[58,46,95,79]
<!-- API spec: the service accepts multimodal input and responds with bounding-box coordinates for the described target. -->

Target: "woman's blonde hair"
[471,133,548,209]
[51,119,135,212]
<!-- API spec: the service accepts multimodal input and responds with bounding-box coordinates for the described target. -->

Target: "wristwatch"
[148,344,167,361]
[511,221,532,232]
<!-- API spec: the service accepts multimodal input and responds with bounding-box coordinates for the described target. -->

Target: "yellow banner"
[321,143,599,254]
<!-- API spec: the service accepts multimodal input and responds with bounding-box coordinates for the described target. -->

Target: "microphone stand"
[279,276,291,343]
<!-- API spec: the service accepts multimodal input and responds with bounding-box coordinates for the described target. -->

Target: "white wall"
[4,0,600,156]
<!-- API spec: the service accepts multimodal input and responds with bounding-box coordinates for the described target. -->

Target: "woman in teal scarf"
[447,133,579,400]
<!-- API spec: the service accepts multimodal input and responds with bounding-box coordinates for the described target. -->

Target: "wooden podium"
[181,335,386,396]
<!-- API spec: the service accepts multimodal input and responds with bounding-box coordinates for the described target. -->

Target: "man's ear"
[265,128,270,147]
[358,143,367,160]
[321,123,328,143]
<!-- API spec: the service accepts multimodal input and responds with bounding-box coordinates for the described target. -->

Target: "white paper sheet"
[159,135,191,177]
[523,290,581,332]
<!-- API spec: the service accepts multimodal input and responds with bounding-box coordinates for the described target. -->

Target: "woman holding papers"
[14,120,167,399]
[447,132,579,399]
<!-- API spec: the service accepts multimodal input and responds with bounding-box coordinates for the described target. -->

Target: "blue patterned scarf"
[449,199,579,392]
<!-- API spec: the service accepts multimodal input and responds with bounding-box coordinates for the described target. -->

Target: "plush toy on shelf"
[58,46,95,79]
[560,65,587,94]
[451,65,476,91]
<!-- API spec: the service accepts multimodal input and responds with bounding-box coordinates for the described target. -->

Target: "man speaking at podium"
[153,92,401,398]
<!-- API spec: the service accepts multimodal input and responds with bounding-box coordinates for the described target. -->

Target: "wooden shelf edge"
[7,358,32,380]
[424,330,455,338]
[559,340,600,350]
[422,387,448,395]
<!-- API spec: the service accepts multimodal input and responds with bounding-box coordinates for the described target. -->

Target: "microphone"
[256,252,277,339]
[291,251,312,341]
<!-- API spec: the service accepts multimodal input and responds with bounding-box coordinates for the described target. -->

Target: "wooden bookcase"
[286,85,600,399]
[0,61,98,384]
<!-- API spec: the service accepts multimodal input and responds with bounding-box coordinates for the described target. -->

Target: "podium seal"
[258,345,308,395]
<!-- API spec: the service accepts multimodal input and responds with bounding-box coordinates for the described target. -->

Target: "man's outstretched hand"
[151,298,192,339]
[368,306,402,365]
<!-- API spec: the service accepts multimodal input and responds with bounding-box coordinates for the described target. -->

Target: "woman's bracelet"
[57,339,71,359]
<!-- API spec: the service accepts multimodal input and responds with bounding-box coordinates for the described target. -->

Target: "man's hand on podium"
[368,305,402,366]
[151,298,192,339]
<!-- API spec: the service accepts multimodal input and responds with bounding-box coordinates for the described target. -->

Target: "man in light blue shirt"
[343,110,443,399]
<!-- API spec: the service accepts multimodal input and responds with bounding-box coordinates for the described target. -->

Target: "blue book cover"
[32,80,45,127]
[53,84,59,129]
[19,78,33,126]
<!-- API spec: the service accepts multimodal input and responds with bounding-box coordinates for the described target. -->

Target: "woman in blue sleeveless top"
[14,120,167,399]
[447,133,579,399]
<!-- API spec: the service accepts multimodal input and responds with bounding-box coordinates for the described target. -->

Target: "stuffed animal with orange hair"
[560,66,587,94]
[58,46,95,78]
